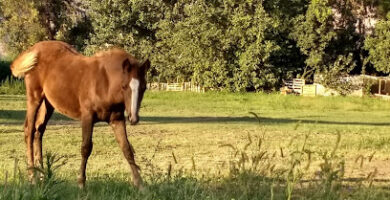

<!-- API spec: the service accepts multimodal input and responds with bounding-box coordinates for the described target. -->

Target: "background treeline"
[0,0,390,92]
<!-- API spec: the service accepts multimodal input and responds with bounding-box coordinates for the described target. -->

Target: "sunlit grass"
[1,92,390,199]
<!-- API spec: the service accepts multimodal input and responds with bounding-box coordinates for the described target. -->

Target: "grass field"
[1,92,390,199]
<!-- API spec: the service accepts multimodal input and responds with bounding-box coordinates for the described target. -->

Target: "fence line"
[147,82,205,92]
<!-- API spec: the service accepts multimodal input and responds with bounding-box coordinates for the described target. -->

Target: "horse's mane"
[61,42,80,55]
[93,48,139,66]
[94,48,127,57]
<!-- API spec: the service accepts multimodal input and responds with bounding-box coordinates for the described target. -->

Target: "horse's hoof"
[31,178,37,185]
[137,184,145,191]
[133,178,144,190]
[78,182,85,189]
[28,174,37,185]
[77,176,86,189]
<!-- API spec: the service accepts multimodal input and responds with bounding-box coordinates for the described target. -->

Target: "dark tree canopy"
[0,0,389,91]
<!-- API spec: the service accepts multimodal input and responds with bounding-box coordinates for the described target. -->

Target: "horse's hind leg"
[33,99,54,169]
[110,117,143,189]
[24,86,44,182]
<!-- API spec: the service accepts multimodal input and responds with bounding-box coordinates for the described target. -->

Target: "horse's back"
[25,41,87,86]
[35,41,81,64]
[32,41,79,54]
[23,41,92,119]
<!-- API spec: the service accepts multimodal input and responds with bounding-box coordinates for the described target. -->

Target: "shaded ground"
[1,109,390,127]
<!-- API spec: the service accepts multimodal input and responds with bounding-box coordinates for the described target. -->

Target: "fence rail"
[147,82,205,92]
[282,79,305,94]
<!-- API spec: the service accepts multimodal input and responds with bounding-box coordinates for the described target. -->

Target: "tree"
[154,0,280,91]
[0,0,89,55]
[293,0,357,81]
[263,0,309,84]
[34,0,68,40]
[364,14,390,73]
[377,0,390,17]
[2,0,387,91]
[86,0,282,91]
[84,0,171,58]
[0,0,46,55]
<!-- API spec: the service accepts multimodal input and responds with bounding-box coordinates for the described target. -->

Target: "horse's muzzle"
[129,116,139,126]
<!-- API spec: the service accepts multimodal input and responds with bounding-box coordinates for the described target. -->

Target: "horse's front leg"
[110,117,143,189]
[78,115,94,189]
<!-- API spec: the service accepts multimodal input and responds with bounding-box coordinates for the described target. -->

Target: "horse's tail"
[10,50,38,78]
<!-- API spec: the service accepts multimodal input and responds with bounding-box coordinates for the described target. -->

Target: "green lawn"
[1,92,390,199]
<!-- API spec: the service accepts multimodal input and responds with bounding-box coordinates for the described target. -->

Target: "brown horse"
[10,41,149,189]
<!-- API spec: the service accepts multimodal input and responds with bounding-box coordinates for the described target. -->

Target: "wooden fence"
[147,82,205,92]
[282,79,306,95]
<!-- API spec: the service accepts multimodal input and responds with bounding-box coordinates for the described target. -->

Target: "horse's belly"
[44,87,82,120]
[41,65,86,120]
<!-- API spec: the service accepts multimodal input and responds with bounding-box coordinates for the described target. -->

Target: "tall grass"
[0,77,25,95]
[1,124,389,200]
[1,153,68,200]
[0,58,24,95]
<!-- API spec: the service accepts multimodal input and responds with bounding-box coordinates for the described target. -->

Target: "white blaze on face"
[129,78,140,120]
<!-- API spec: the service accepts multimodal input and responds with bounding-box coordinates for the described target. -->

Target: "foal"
[11,41,149,188]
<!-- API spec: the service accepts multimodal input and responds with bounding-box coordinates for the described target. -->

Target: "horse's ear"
[122,59,131,73]
[122,59,131,89]
[141,59,150,72]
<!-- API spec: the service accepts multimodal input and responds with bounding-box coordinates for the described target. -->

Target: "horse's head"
[122,58,150,125]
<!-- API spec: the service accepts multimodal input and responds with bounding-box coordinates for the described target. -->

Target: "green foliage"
[153,1,281,91]
[293,0,356,79]
[85,0,382,91]
[263,0,309,84]
[377,1,390,17]
[33,0,69,40]
[0,0,90,55]
[0,0,389,92]
[86,0,286,91]
[365,15,390,73]
[83,0,310,91]
[293,0,335,72]
[0,58,24,95]
[0,77,25,95]
[1,153,67,200]
[292,0,368,96]
[84,0,168,57]
[0,0,46,55]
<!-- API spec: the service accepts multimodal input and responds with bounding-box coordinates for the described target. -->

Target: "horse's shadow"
[1,110,389,127]
[141,116,390,127]
[0,110,73,125]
